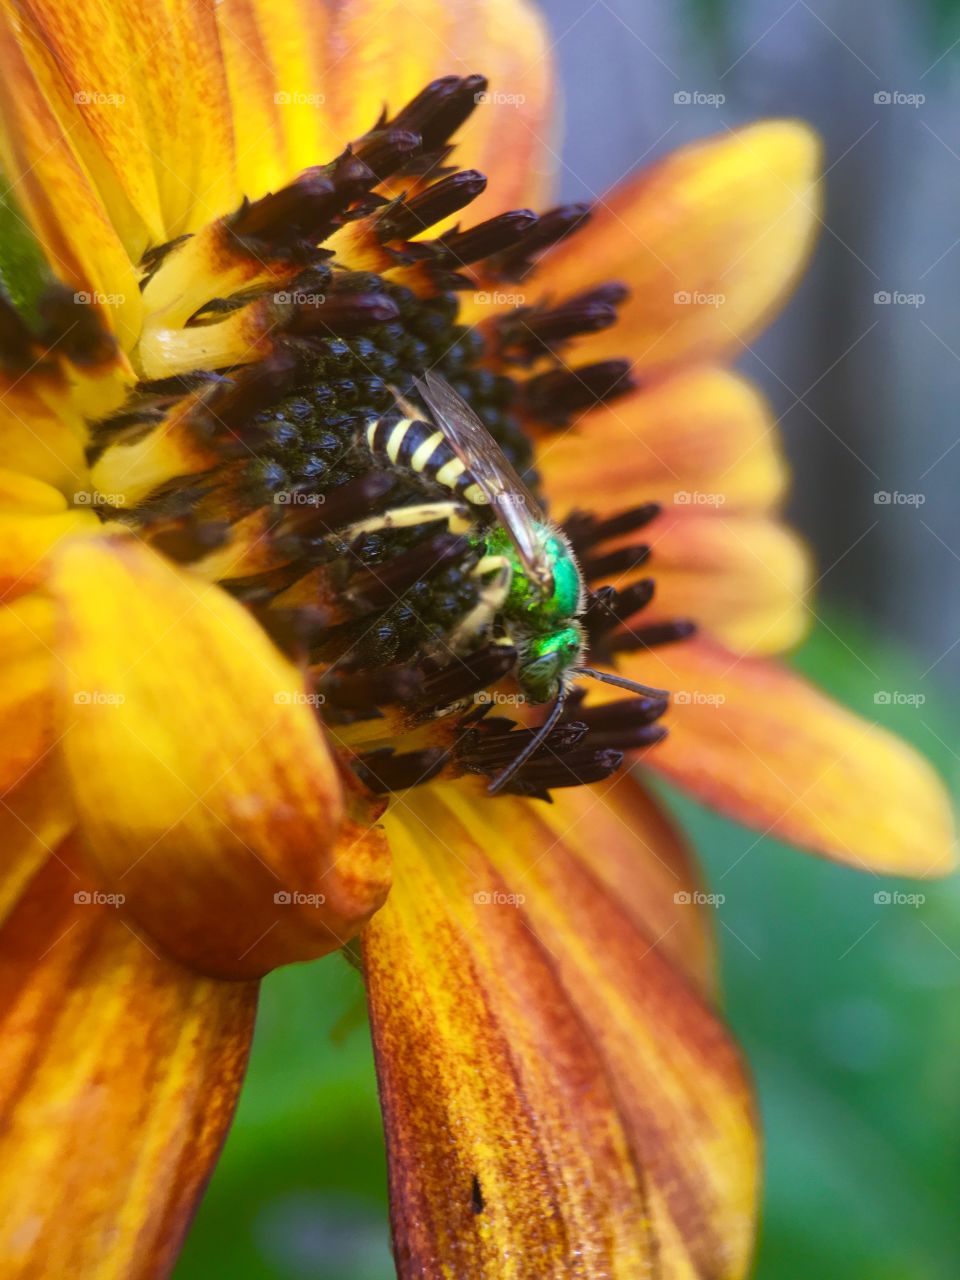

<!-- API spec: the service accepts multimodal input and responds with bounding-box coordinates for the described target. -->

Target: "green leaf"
[0,175,52,323]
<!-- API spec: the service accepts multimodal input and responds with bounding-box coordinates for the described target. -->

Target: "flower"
[0,0,953,1276]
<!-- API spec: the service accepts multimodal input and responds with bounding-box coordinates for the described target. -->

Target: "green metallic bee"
[361,370,668,792]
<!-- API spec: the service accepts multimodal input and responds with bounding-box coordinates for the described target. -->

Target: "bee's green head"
[518,626,584,704]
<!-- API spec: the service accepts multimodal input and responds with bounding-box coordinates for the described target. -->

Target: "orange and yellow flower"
[0,0,954,1277]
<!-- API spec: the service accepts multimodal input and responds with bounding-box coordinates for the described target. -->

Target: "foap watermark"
[74,90,125,107]
[74,290,127,307]
[73,489,126,508]
[74,889,125,906]
[674,489,726,507]
[674,289,726,308]
[274,890,327,907]
[274,290,327,306]
[274,90,326,107]
[474,290,527,307]
[874,90,925,108]
[874,889,925,907]
[274,690,326,707]
[473,889,526,906]
[674,90,726,107]
[493,492,533,510]
[874,290,925,308]
[874,490,925,506]
[874,690,926,707]
[673,690,726,707]
[474,90,526,107]
[474,690,527,707]
[674,890,726,907]
[274,490,325,506]
[74,690,125,706]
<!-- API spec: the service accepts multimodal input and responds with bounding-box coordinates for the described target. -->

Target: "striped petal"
[50,534,391,978]
[217,0,555,224]
[0,10,142,345]
[1,0,555,320]
[623,636,957,875]
[539,122,821,375]
[0,854,256,1278]
[365,782,756,1279]
[539,366,789,515]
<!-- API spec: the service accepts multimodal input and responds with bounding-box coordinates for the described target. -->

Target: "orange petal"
[622,636,957,875]
[640,510,811,655]
[5,0,236,249]
[0,854,256,1278]
[218,0,555,219]
[0,757,74,926]
[547,773,718,999]
[364,782,756,1278]
[50,534,390,978]
[0,10,142,346]
[539,121,821,375]
[539,366,789,515]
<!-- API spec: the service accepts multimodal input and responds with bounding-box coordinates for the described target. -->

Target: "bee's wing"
[415,371,554,594]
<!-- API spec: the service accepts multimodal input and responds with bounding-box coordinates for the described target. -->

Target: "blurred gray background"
[541,0,960,689]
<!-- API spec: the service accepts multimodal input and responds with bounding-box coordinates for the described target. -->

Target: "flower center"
[59,76,696,798]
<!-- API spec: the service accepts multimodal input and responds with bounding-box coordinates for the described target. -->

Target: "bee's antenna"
[575,666,670,700]
[488,685,569,796]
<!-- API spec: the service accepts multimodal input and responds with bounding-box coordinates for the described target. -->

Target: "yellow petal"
[0,854,256,1278]
[364,782,756,1278]
[0,9,142,346]
[51,534,391,978]
[540,121,821,374]
[623,636,957,875]
[218,0,555,217]
[539,366,789,515]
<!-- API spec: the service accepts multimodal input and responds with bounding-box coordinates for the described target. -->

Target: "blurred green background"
[176,620,960,1279]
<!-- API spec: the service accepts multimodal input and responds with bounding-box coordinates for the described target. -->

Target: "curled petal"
[51,535,391,978]
[365,782,757,1279]
[540,121,821,375]
[623,636,957,875]
[0,855,257,1277]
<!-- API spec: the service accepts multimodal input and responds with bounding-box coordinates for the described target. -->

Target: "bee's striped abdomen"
[365,416,486,505]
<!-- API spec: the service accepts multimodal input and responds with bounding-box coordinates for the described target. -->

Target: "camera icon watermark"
[274,690,326,707]
[873,290,924,307]
[673,890,726,906]
[873,690,926,707]
[474,91,526,106]
[873,889,925,906]
[274,90,326,107]
[273,889,327,906]
[673,90,725,107]
[873,490,925,506]
[874,90,925,108]
[74,889,126,906]
[674,289,726,308]
[473,889,526,906]
[73,690,125,706]
[274,490,325,505]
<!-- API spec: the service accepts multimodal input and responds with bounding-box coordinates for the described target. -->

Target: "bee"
[359,370,668,792]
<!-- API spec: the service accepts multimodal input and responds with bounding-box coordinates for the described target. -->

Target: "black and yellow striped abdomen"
[365,416,486,506]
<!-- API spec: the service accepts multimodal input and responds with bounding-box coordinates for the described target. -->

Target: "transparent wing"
[414,371,554,594]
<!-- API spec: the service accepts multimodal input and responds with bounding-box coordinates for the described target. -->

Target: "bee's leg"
[449,554,513,650]
[342,500,472,538]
